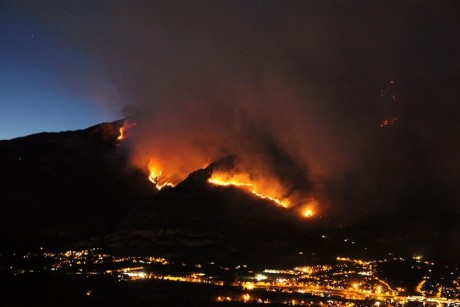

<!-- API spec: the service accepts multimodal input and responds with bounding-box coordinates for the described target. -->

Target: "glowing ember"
[380,80,400,128]
[380,117,398,128]
[148,162,175,190]
[208,172,289,208]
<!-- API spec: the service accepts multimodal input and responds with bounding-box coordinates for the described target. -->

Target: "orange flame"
[116,127,125,141]
[148,161,175,190]
[299,199,318,219]
[303,208,314,218]
[144,159,318,215]
[208,172,289,208]
[117,120,137,142]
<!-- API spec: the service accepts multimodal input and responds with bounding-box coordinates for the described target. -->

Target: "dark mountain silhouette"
[0,122,330,265]
[0,121,153,251]
[1,122,459,266]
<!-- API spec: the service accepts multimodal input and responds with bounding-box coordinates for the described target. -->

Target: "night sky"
[2,1,460,226]
[1,3,118,140]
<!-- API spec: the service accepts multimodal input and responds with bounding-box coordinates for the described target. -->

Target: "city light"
[4,249,460,306]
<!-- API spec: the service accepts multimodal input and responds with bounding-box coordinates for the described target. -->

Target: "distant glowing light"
[243,282,255,290]
[255,274,268,281]
[380,117,398,128]
[379,80,400,128]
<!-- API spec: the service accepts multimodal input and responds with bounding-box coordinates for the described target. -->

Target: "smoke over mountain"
[20,1,460,220]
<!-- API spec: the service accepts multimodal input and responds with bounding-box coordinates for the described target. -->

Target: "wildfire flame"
[144,161,318,219]
[143,156,317,218]
[208,172,290,208]
[116,128,125,141]
[148,162,175,190]
[298,199,318,219]
[116,120,137,142]
[303,208,314,218]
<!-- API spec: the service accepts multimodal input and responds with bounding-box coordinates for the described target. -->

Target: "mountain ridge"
[1,121,459,265]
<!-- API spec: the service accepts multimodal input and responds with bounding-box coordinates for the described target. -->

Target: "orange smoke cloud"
[48,1,413,219]
[27,1,460,235]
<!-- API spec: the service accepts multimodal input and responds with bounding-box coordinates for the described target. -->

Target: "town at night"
[2,248,460,306]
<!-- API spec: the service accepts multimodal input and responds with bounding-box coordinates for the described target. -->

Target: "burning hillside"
[139,151,317,218]
[112,117,318,219]
[1,122,459,264]
[110,116,316,217]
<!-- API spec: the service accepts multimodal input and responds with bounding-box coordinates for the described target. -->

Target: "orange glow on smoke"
[208,172,290,208]
[148,161,175,190]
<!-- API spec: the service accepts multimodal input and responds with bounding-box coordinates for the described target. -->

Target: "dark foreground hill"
[0,122,153,251]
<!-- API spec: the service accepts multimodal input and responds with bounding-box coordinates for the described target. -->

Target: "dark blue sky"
[0,5,117,140]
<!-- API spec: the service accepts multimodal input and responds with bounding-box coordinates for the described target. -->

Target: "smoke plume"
[22,0,460,219]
